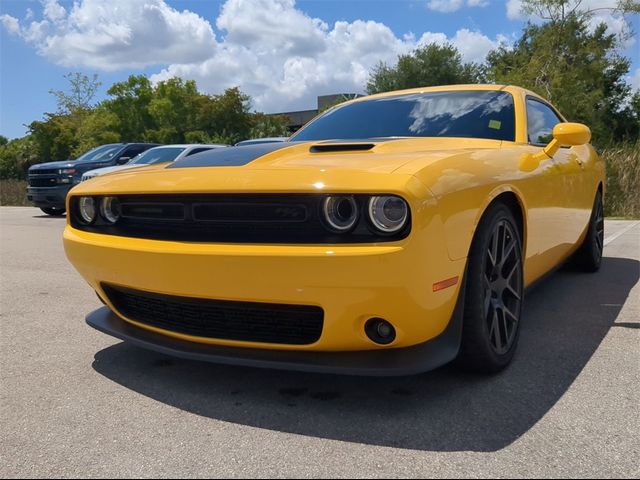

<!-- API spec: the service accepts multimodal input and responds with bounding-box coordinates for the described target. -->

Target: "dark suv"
[27,143,159,215]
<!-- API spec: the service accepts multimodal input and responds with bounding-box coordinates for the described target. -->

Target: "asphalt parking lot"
[1,206,639,478]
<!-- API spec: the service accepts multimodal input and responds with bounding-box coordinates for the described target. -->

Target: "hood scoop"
[309,143,375,153]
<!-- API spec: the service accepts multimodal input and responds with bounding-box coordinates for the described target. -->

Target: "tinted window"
[131,147,186,165]
[185,147,213,156]
[527,98,562,145]
[75,144,123,162]
[291,91,516,142]
[123,145,148,158]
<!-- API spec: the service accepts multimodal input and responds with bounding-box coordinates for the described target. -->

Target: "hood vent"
[310,143,375,153]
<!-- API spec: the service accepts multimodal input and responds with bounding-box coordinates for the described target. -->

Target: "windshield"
[130,147,186,165]
[75,144,123,163]
[291,90,516,142]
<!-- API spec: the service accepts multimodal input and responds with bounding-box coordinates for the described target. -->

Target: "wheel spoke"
[489,308,500,349]
[487,230,499,268]
[503,305,519,324]
[504,262,521,300]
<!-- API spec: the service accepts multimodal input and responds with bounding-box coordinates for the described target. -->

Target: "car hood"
[30,159,115,172]
[29,160,75,171]
[70,138,504,196]
[84,164,142,176]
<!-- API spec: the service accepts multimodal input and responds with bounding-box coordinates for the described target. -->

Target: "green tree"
[367,43,485,94]
[488,0,640,144]
[0,136,40,179]
[247,113,290,139]
[194,87,253,144]
[103,75,155,141]
[49,72,102,115]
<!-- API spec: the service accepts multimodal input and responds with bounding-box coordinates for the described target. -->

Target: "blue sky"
[1,0,638,140]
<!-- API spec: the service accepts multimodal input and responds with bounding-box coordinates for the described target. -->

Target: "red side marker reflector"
[433,276,459,292]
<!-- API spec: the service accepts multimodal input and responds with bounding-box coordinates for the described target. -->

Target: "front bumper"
[65,225,466,352]
[87,285,464,375]
[27,185,73,208]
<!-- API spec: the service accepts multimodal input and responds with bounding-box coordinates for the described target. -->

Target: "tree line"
[0,75,290,179]
[1,0,638,180]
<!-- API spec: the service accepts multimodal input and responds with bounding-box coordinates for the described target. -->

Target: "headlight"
[100,197,121,224]
[59,168,76,174]
[322,196,358,232]
[368,196,408,233]
[78,197,96,224]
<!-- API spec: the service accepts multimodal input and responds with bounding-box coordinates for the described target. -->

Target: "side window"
[526,98,562,145]
[122,145,146,159]
[185,147,213,156]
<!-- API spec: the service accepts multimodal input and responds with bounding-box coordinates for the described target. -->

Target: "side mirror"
[552,122,591,146]
[519,122,591,172]
[116,156,130,165]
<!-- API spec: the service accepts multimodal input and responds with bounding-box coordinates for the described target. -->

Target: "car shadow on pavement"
[92,256,639,452]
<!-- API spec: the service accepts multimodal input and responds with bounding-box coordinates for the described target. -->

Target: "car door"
[525,97,587,269]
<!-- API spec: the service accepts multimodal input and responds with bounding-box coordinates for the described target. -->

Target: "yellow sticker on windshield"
[489,120,502,130]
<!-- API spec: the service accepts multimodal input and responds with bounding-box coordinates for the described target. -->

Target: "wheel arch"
[471,186,528,259]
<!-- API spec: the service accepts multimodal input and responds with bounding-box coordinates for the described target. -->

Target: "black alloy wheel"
[573,190,604,272]
[483,219,523,355]
[456,202,524,373]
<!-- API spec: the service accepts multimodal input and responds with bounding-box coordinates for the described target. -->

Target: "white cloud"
[427,0,464,13]
[1,0,510,114]
[0,14,20,35]
[0,0,216,70]
[506,0,524,20]
[417,28,507,63]
[427,0,487,13]
[506,0,635,48]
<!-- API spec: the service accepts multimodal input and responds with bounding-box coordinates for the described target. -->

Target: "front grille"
[70,194,411,243]
[28,177,58,187]
[30,169,59,175]
[102,284,324,345]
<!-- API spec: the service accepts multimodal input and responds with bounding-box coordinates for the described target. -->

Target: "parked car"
[81,144,228,181]
[234,137,289,146]
[65,85,604,376]
[27,143,159,215]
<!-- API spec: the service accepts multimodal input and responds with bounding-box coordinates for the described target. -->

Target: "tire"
[40,207,66,216]
[456,202,524,373]
[572,191,604,272]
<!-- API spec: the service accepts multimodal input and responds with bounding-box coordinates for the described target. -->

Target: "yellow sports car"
[64,84,604,375]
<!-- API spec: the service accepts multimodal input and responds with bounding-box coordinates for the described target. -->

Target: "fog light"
[365,318,396,345]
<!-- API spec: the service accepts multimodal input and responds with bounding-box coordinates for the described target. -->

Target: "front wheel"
[456,203,524,373]
[40,207,66,216]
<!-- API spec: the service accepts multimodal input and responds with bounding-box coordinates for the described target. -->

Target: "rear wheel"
[40,207,66,216]
[456,203,524,373]
[573,191,604,272]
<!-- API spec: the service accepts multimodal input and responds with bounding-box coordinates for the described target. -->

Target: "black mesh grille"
[102,284,324,345]
[28,177,58,187]
[70,194,411,244]
[30,169,59,175]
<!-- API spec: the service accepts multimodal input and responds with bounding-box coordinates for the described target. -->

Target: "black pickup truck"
[27,143,158,215]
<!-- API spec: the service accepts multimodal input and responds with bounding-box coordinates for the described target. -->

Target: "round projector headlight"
[368,196,408,233]
[78,197,96,224]
[100,197,121,224]
[322,196,358,232]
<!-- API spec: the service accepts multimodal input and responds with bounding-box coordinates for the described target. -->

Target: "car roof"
[144,144,227,149]
[346,84,543,103]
